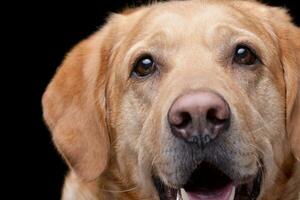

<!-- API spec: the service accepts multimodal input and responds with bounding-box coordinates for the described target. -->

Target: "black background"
[13,1,299,199]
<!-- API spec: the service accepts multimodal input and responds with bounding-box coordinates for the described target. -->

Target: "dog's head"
[42,1,300,200]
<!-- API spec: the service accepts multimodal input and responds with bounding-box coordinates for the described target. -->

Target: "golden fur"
[42,0,300,199]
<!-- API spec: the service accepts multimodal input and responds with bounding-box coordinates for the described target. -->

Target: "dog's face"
[42,1,300,200]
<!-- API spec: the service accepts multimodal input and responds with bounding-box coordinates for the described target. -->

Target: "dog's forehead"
[124,1,263,52]
[139,2,247,37]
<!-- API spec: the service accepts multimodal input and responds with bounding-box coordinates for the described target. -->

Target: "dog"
[42,0,300,199]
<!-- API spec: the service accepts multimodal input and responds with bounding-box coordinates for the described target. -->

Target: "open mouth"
[153,162,262,200]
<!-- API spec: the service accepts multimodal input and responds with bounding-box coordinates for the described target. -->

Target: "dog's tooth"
[229,186,236,200]
[176,191,180,200]
[180,189,189,200]
[176,189,183,200]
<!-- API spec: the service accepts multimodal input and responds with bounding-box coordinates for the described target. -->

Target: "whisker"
[252,118,277,133]
[99,186,138,193]
[247,143,265,156]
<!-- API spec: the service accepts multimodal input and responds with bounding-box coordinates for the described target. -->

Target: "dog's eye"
[233,45,258,66]
[132,56,157,77]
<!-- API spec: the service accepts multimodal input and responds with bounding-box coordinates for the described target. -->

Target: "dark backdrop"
[17,1,299,199]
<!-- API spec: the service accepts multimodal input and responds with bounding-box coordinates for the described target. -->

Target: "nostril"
[206,108,228,125]
[174,112,192,129]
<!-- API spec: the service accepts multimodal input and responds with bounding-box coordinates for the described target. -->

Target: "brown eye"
[132,55,157,77]
[233,45,258,66]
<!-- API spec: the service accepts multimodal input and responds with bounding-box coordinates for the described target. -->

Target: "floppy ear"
[42,21,116,180]
[268,8,300,160]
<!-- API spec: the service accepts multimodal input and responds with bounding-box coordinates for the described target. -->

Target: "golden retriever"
[42,0,300,199]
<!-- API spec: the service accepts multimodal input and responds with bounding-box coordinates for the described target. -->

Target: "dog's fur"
[42,0,300,199]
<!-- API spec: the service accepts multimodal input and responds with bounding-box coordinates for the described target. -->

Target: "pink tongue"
[186,183,234,200]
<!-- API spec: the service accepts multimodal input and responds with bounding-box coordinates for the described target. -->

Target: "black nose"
[168,91,231,146]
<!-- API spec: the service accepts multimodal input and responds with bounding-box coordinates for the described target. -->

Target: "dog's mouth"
[153,162,262,200]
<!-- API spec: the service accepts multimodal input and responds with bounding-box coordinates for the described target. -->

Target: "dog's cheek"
[116,81,161,148]
[233,79,288,194]
[249,76,288,188]
[115,92,148,151]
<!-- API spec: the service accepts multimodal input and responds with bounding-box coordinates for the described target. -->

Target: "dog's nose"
[168,91,230,145]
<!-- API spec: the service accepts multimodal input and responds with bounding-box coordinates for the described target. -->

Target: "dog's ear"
[268,8,300,160]
[42,18,119,180]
